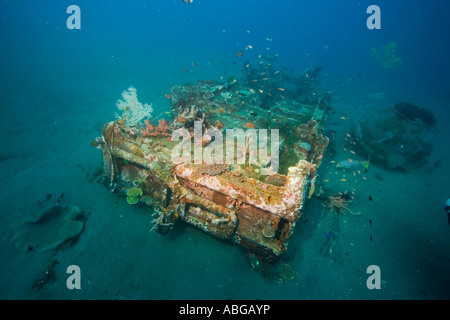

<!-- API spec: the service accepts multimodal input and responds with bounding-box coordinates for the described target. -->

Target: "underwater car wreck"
[92,73,330,261]
[350,102,437,172]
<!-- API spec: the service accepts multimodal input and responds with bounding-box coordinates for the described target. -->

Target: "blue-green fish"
[336,159,369,169]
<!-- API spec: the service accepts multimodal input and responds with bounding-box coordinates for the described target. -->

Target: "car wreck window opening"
[164,187,172,208]
[275,218,288,240]
[185,202,191,217]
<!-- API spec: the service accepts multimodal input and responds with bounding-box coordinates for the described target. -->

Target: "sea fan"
[116,86,153,126]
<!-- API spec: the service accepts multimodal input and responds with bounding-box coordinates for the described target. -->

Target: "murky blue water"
[0,0,449,299]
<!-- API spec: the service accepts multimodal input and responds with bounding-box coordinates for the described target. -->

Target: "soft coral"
[142,119,171,137]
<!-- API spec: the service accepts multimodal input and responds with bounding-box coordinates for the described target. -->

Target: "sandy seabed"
[0,69,449,300]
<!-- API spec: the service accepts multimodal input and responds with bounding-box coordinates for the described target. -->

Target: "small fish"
[216,120,224,129]
[183,68,189,73]
[336,159,370,169]
[236,51,244,57]
[278,87,285,91]
[245,122,255,129]
[191,62,196,66]
[164,94,171,99]
[340,116,347,120]
[340,178,347,182]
